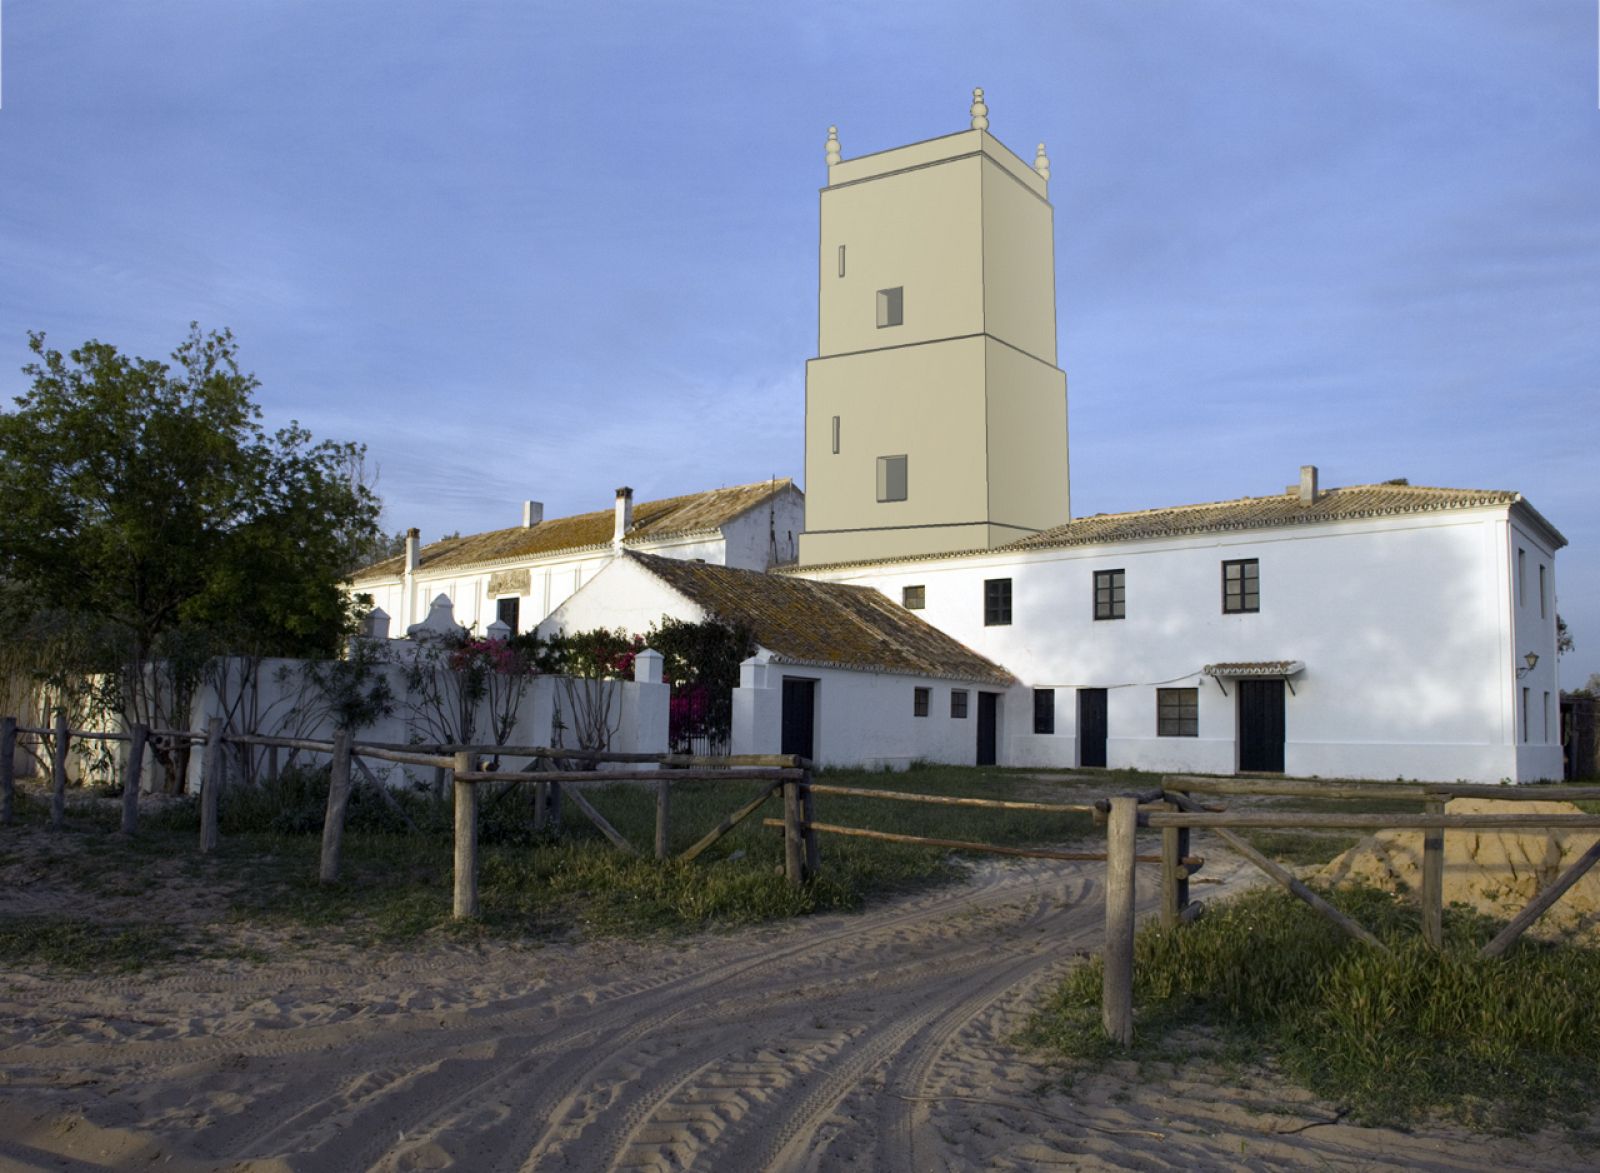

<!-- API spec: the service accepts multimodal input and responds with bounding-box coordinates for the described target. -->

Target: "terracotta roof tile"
[785,482,1564,573]
[352,480,796,582]
[629,553,1015,685]
[1011,484,1529,551]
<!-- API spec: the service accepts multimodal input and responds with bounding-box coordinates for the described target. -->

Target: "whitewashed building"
[349,480,803,637]
[791,474,1566,782]
[539,553,1017,770]
[356,92,1569,783]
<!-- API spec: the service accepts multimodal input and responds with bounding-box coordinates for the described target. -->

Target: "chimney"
[404,527,421,572]
[613,487,633,549]
[522,500,543,528]
[1299,465,1319,504]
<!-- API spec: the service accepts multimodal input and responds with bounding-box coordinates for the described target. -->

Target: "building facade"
[350,480,803,637]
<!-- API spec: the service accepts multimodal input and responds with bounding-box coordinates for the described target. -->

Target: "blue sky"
[2,1,1597,682]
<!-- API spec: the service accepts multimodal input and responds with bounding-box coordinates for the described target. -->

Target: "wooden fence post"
[453,751,479,919]
[199,718,223,853]
[655,773,671,860]
[534,779,549,831]
[1421,796,1444,950]
[1103,795,1138,1046]
[1160,791,1190,928]
[319,729,354,883]
[0,716,16,827]
[782,776,805,887]
[120,725,147,836]
[801,769,820,880]
[50,710,70,831]
[267,744,280,785]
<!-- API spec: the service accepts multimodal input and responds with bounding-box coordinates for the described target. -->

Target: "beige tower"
[797,91,1070,566]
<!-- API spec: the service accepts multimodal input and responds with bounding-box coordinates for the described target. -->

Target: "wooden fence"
[1097,776,1600,1045]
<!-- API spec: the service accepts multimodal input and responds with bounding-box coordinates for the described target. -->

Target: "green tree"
[0,325,381,775]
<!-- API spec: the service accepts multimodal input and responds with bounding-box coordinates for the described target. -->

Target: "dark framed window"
[877,455,908,502]
[1157,688,1199,737]
[951,689,968,719]
[1033,688,1055,734]
[495,596,520,635]
[1222,559,1259,613]
[902,584,926,610]
[877,286,904,328]
[1094,569,1125,620]
[914,687,930,718]
[984,578,1012,626]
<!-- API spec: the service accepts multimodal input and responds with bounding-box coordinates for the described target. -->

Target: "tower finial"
[825,125,841,167]
[969,87,988,131]
[1034,142,1050,182]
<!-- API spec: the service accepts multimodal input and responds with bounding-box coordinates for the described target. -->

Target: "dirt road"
[0,854,1588,1171]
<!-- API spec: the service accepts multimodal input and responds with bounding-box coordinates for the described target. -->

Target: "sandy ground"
[2,845,1597,1171]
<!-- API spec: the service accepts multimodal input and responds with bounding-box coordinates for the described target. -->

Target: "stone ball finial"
[970,87,989,131]
[825,125,841,166]
[1034,142,1051,182]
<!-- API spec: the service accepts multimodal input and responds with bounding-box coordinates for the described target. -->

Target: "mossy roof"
[629,552,1015,685]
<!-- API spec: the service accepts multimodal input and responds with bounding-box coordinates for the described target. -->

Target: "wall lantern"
[1517,651,1540,678]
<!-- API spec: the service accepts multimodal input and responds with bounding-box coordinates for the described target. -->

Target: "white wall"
[180,648,669,792]
[732,656,1012,770]
[349,493,803,642]
[796,506,1562,783]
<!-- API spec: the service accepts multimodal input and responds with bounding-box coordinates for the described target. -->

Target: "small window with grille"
[1094,569,1125,620]
[1222,559,1259,614]
[984,578,1012,626]
[1157,688,1199,737]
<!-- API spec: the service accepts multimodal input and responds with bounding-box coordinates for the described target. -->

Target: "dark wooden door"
[1078,688,1108,768]
[976,692,998,766]
[781,678,816,761]
[1238,679,1285,773]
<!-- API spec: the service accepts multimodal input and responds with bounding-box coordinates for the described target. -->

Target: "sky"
[1,1,1597,682]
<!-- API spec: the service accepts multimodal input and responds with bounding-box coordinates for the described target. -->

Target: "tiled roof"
[352,480,796,582]
[1010,484,1537,551]
[629,552,1015,685]
[1204,661,1306,678]
[786,482,1564,574]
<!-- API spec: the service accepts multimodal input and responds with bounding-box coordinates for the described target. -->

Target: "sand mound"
[1316,798,1600,941]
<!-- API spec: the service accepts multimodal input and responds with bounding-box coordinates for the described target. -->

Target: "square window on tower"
[877,455,908,502]
[876,286,904,328]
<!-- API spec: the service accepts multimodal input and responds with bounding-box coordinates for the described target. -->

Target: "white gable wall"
[797,506,1564,782]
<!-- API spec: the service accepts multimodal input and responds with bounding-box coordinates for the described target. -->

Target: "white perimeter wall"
[798,508,1565,783]
[178,651,668,793]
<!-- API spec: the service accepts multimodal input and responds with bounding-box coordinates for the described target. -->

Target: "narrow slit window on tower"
[838,245,846,278]
[831,415,840,455]
[876,286,903,328]
[877,454,907,502]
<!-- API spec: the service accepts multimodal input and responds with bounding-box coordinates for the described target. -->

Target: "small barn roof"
[629,552,1015,685]
[352,479,797,582]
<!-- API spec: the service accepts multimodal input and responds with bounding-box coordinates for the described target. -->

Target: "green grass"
[0,916,198,972]
[1024,884,1600,1133]
[1239,829,1362,867]
[0,763,1102,952]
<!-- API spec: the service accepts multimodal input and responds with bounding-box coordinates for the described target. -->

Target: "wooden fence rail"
[1100,777,1600,1044]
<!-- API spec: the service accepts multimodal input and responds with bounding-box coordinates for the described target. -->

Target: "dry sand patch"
[1,826,1598,1170]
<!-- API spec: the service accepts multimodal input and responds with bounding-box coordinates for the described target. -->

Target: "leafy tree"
[0,325,381,781]
[1557,613,1573,657]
